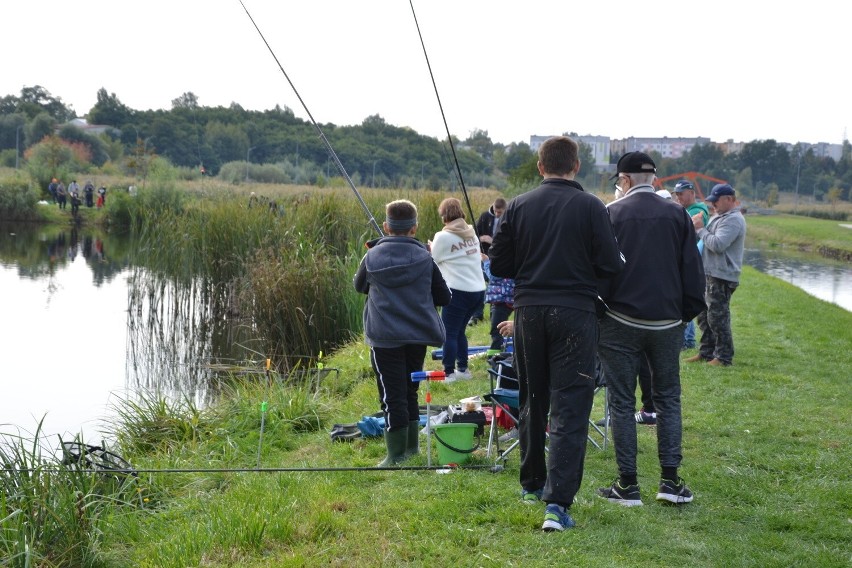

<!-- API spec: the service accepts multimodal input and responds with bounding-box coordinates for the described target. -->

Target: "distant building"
[65,118,112,136]
[529,134,612,169]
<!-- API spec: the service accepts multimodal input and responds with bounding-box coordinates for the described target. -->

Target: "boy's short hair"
[386,199,418,234]
[438,197,465,222]
[538,136,579,176]
[494,197,507,209]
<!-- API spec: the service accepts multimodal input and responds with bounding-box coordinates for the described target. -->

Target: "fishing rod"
[408,0,477,228]
[237,0,383,238]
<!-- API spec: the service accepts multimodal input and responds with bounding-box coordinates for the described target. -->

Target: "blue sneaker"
[542,504,575,531]
[521,488,543,504]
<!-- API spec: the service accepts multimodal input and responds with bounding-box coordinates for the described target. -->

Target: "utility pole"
[246,146,256,182]
[15,125,23,169]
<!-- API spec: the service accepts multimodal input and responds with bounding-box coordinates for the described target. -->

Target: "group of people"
[47,179,107,210]
[353,135,747,532]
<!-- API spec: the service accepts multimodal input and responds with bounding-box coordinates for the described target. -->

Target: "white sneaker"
[445,370,471,382]
[498,427,518,443]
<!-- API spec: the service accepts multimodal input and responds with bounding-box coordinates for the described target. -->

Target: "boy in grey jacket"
[354,199,452,466]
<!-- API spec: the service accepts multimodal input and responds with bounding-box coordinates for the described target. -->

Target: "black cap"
[610,152,657,180]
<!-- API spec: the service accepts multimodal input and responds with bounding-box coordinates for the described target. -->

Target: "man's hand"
[497,320,514,337]
[479,235,493,244]
[691,212,705,230]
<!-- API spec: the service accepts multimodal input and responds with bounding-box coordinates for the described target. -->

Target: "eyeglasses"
[613,174,630,190]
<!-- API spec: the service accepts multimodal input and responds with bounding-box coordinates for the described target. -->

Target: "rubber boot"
[377,428,408,467]
[404,420,420,459]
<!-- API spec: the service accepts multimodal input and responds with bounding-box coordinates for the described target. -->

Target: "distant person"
[429,197,486,382]
[596,151,705,508]
[482,257,514,351]
[56,182,67,210]
[686,184,747,366]
[68,180,79,197]
[47,178,58,203]
[96,186,107,208]
[470,198,507,325]
[70,187,81,215]
[84,181,95,208]
[489,136,624,532]
[674,180,710,350]
[353,199,451,466]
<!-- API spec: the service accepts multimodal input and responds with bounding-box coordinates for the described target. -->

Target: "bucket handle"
[433,429,481,454]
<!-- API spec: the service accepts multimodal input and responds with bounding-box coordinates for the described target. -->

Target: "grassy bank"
[5,267,848,566]
[747,213,852,260]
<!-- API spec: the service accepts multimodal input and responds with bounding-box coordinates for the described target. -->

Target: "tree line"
[0,85,849,203]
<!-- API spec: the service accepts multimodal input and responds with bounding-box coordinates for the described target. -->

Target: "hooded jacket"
[354,235,450,348]
[430,218,486,292]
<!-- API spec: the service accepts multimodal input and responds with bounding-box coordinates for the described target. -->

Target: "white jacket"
[431,218,486,292]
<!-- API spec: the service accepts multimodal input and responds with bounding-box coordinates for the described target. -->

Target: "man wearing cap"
[596,152,705,507]
[673,180,710,350]
[686,184,746,367]
[489,136,624,532]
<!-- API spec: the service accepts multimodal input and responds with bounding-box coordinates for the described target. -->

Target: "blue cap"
[706,184,735,202]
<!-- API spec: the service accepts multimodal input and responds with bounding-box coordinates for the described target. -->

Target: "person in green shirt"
[673,180,709,349]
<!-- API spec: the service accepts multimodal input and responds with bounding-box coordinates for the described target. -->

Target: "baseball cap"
[656,189,673,199]
[705,184,736,202]
[673,180,694,193]
[610,152,657,180]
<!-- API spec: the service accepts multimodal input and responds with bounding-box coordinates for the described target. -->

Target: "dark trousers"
[370,345,425,432]
[638,353,654,413]
[598,318,684,477]
[697,276,738,364]
[514,305,597,509]
[489,302,513,350]
[440,289,485,374]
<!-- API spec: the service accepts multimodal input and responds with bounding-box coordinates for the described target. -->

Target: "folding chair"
[587,357,610,450]
[483,352,521,462]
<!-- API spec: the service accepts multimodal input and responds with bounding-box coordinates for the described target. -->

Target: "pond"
[1,223,850,444]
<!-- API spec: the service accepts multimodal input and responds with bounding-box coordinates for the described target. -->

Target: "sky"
[4,0,849,147]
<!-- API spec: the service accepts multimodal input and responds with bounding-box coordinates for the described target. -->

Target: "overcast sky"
[4,0,849,147]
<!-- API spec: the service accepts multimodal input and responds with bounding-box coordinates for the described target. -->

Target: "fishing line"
[3,465,505,474]
[237,0,383,237]
[408,0,477,227]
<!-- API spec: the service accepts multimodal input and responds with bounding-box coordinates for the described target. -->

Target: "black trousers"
[514,305,597,509]
[370,345,426,432]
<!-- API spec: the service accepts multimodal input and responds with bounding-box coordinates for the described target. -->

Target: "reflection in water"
[744,247,852,312]
[125,268,259,407]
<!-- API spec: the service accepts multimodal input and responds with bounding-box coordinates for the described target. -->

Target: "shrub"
[0,172,39,220]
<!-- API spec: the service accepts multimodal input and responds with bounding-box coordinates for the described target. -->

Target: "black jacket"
[488,178,624,313]
[598,187,706,323]
[475,205,500,254]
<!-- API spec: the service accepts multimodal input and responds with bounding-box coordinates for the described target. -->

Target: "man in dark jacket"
[596,152,705,508]
[489,136,624,532]
[354,199,451,467]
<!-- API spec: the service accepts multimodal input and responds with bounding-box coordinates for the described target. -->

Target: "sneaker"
[597,480,643,506]
[448,369,472,381]
[521,488,543,504]
[656,478,694,504]
[499,427,518,443]
[542,504,575,531]
[634,410,657,425]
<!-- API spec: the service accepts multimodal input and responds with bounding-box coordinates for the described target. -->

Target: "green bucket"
[433,423,479,465]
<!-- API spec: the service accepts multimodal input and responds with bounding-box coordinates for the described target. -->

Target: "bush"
[0,172,39,220]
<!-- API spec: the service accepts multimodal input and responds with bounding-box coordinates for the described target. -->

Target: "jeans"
[489,302,513,350]
[441,289,485,374]
[598,318,684,477]
[683,320,696,348]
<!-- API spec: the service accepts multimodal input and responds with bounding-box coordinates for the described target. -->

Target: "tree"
[737,140,792,188]
[18,85,74,121]
[88,88,134,126]
[464,129,494,162]
[171,92,200,110]
[826,187,842,211]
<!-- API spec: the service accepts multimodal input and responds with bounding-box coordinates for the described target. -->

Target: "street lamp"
[15,125,23,170]
[372,160,379,188]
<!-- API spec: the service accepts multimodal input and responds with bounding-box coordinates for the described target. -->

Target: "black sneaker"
[634,410,657,425]
[656,478,694,504]
[597,480,643,506]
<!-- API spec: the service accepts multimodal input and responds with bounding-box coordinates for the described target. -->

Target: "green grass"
[747,213,852,258]
[30,267,842,567]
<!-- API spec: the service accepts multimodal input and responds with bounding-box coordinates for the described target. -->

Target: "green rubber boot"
[377,428,409,467]
[404,420,420,459]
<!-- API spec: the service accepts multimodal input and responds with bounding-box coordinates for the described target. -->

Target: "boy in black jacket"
[354,199,451,466]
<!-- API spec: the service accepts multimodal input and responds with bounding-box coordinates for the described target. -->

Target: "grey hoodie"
[354,236,451,348]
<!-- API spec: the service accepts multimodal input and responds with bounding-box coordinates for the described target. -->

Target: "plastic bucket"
[433,423,478,465]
